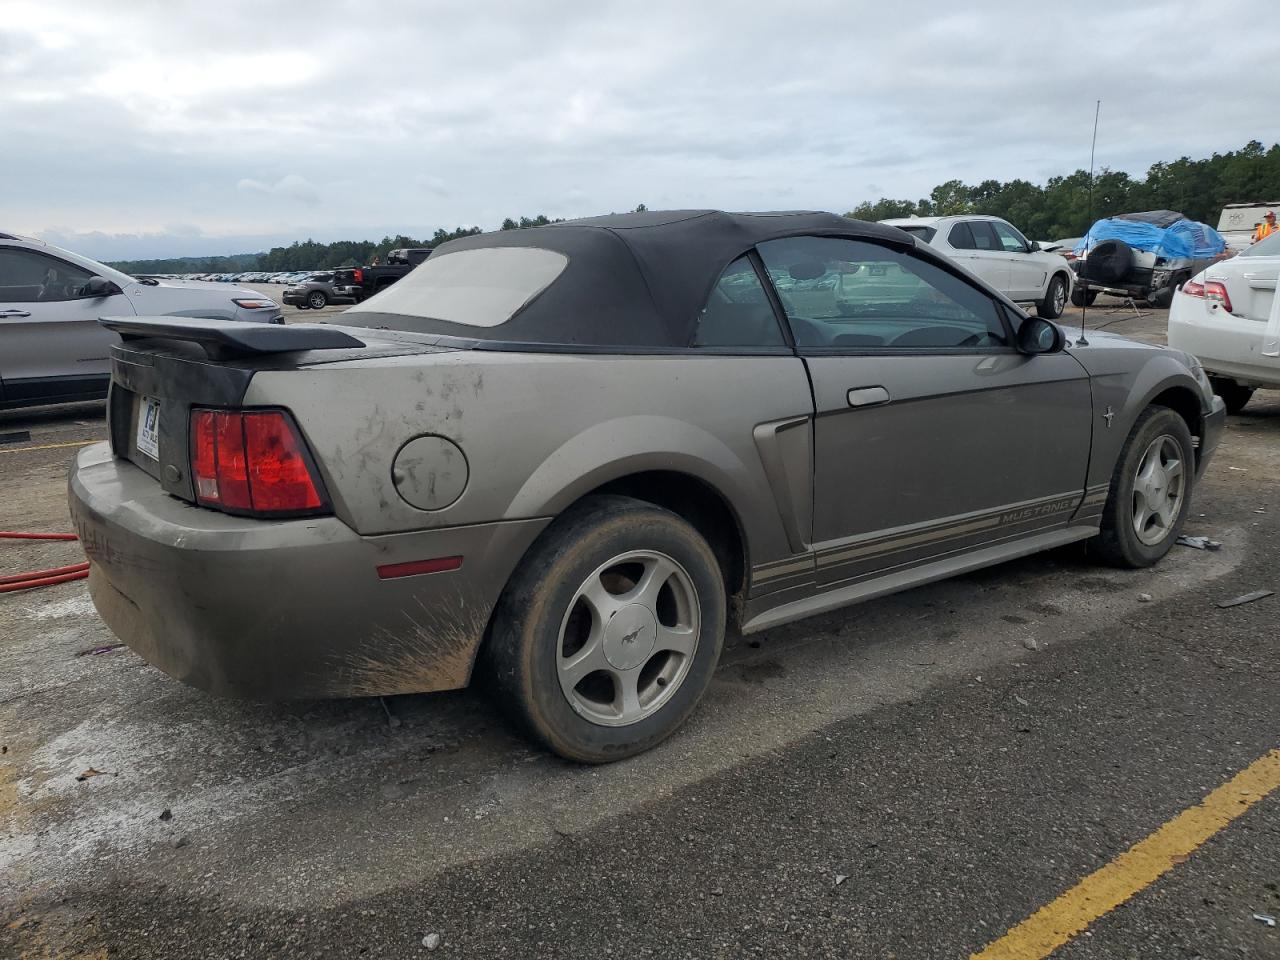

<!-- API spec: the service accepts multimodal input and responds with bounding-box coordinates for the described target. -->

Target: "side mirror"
[1018,316,1064,354]
[1028,241,1041,252]
[81,276,116,298]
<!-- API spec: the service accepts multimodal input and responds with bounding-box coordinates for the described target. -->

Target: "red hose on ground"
[2,531,87,593]
[0,569,89,593]
[0,562,90,585]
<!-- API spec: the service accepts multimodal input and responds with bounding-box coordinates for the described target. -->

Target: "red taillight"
[353,267,364,284]
[214,412,252,510]
[1204,281,1233,313]
[190,409,327,516]
[243,412,324,512]
[1182,280,1206,298]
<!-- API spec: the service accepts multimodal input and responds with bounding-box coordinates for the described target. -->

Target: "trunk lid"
[101,317,454,505]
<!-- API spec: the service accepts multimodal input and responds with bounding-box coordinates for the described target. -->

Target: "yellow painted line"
[0,439,98,455]
[972,748,1280,960]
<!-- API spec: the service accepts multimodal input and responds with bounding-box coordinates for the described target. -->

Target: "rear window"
[895,225,936,242]
[1240,232,1280,257]
[346,247,568,328]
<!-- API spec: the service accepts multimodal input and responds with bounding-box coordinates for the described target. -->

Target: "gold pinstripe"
[751,489,1089,584]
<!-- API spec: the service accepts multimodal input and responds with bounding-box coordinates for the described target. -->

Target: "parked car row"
[177,270,321,284]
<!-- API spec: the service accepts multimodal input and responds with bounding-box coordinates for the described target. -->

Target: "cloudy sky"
[2,0,1273,261]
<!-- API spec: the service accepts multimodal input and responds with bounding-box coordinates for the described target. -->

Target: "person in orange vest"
[1253,210,1277,243]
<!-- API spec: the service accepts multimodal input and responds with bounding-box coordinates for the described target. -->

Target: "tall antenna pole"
[1079,99,1101,346]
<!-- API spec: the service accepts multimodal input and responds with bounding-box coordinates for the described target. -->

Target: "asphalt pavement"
[1,303,1277,959]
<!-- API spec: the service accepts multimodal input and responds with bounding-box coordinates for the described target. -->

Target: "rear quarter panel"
[245,351,814,567]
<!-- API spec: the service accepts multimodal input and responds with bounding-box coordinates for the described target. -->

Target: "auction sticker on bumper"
[136,396,161,460]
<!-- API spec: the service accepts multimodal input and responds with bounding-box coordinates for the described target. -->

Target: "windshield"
[1240,231,1280,257]
[346,247,568,329]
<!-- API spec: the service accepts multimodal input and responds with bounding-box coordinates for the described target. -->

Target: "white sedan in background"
[1168,230,1280,413]
[880,215,1075,318]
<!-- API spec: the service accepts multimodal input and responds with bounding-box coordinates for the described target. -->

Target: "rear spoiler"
[100,316,365,360]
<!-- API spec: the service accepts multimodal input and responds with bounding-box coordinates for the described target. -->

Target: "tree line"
[106,139,1280,275]
[845,140,1280,239]
[107,215,587,275]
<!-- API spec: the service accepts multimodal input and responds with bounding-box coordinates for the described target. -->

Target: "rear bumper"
[68,442,548,699]
[1168,297,1280,388]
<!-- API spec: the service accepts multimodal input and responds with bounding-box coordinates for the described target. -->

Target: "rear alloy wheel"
[1037,275,1068,319]
[1209,377,1254,415]
[1092,406,1194,567]
[486,495,726,762]
[308,290,328,309]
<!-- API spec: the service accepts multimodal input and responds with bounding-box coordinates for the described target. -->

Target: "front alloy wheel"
[1093,406,1194,567]
[1131,435,1185,546]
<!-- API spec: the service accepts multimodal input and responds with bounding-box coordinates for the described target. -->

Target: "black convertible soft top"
[344,210,921,348]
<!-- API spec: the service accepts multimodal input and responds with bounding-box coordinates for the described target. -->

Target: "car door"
[990,220,1047,301]
[946,220,1012,296]
[756,235,1092,587]
[0,246,130,405]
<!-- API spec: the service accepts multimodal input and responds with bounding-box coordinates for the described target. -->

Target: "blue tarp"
[1076,217,1227,260]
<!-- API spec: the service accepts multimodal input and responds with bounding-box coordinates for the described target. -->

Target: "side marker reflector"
[376,556,463,580]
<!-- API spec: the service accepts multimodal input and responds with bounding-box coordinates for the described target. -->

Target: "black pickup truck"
[330,247,432,302]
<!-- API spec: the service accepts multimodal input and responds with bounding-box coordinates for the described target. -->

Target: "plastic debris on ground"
[423,932,442,950]
[1176,535,1222,551]
[1216,590,1274,609]
[1254,913,1276,927]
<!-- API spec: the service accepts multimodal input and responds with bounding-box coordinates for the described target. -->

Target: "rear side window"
[895,225,937,243]
[347,247,568,327]
[948,223,975,250]
[692,256,785,348]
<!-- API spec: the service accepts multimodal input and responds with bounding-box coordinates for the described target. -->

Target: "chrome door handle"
[0,309,32,318]
[847,386,890,407]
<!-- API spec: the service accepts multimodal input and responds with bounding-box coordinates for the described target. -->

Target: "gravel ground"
[1,303,1276,959]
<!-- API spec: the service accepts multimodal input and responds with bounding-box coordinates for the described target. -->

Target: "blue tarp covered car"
[1075,213,1227,260]
[1072,211,1227,308]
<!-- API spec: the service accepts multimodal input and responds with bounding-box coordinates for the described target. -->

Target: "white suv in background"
[0,233,282,410]
[1168,230,1280,414]
[880,215,1075,318]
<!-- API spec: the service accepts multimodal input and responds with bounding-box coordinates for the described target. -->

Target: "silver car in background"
[0,233,281,409]
[69,210,1224,762]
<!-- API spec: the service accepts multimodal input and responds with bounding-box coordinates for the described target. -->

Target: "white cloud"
[236,174,321,205]
[1,0,1274,259]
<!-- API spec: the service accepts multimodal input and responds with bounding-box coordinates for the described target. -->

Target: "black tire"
[1092,406,1195,568]
[485,495,726,763]
[1036,274,1068,319]
[1209,377,1254,415]
[1070,286,1099,308]
[1082,239,1133,285]
[307,290,328,310]
[1147,285,1176,309]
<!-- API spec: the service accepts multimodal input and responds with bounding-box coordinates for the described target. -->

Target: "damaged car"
[69,210,1224,762]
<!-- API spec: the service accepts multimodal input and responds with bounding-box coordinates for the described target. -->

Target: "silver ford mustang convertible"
[69,210,1225,761]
